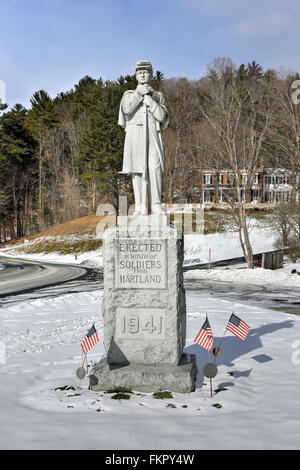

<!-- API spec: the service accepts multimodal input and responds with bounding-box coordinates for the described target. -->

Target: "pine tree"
[0,104,37,237]
[26,90,58,227]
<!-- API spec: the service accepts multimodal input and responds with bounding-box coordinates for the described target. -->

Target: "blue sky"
[1,0,300,108]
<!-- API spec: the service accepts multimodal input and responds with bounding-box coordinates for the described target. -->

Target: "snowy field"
[184,224,277,264]
[0,275,300,449]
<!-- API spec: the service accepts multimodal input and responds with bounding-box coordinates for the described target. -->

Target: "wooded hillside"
[1,57,300,243]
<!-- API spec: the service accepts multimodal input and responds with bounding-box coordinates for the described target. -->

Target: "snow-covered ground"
[184,225,276,264]
[1,225,300,450]
[0,273,300,449]
[0,244,104,268]
[184,265,300,288]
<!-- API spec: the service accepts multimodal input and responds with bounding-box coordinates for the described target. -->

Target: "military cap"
[135,60,153,74]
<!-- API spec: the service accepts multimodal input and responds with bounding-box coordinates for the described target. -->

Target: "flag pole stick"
[206,314,213,397]
[213,311,234,364]
[208,348,213,398]
[81,352,86,368]
[85,353,88,374]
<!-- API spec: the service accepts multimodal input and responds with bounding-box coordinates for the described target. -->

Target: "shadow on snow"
[184,319,294,390]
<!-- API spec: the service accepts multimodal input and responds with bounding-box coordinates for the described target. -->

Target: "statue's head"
[135,60,153,84]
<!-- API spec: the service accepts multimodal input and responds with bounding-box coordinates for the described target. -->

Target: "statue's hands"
[143,94,153,107]
[137,84,153,96]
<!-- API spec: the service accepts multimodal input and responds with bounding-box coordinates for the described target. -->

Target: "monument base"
[89,353,197,394]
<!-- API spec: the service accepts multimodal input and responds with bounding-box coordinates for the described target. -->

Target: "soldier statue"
[118,61,169,215]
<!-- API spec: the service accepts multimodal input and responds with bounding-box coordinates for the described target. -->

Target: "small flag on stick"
[226,313,250,341]
[81,324,99,354]
[194,317,214,351]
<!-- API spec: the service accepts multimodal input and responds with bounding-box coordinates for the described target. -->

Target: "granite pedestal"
[90,215,197,393]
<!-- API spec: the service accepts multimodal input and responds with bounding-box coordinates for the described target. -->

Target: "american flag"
[226,313,250,341]
[194,317,214,351]
[81,324,99,354]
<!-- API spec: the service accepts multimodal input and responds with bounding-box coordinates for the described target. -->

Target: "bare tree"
[162,78,199,203]
[196,64,274,268]
[269,74,300,201]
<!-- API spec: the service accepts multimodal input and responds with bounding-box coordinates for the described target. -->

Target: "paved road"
[184,277,300,315]
[1,255,299,316]
[0,256,89,297]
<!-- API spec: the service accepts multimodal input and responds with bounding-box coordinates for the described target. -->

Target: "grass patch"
[214,387,228,394]
[12,236,102,255]
[152,391,173,399]
[105,386,133,394]
[111,393,131,400]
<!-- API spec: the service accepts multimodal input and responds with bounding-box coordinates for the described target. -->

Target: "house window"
[204,174,212,185]
[265,175,272,185]
[253,174,259,184]
[252,189,260,202]
[218,174,224,185]
[204,190,213,203]
[241,174,247,185]
[227,174,233,185]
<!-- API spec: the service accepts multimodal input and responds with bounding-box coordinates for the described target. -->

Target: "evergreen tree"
[26,90,58,227]
[247,61,263,79]
[0,104,37,237]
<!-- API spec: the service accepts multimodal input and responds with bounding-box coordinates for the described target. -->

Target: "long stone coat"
[118,89,169,175]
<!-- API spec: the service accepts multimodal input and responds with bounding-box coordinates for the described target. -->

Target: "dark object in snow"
[212,403,222,409]
[291,269,300,275]
[55,385,75,391]
[89,375,99,387]
[203,362,218,379]
[76,367,86,380]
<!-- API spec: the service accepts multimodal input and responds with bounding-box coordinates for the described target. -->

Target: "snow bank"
[0,246,103,268]
[184,266,300,288]
[184,225,275,263]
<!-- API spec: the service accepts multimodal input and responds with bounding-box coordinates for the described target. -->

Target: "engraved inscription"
[115,239,167,289]
[116,308,166,339]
